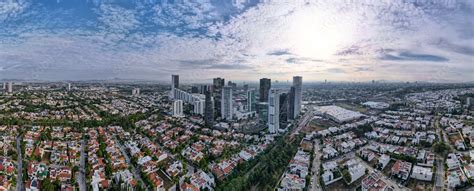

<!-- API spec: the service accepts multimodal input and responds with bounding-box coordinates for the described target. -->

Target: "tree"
[342,169,352,184]
[434,142,450,154]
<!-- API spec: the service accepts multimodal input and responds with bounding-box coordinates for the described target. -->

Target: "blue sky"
[0,0,473,82]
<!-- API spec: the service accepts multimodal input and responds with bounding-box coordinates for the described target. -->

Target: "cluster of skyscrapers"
[169,75,302,133]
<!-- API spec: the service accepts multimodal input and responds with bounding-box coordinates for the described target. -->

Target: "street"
[16,135,24,191]
[310,139,322,191]
[114,136,149,191]
[77,139,87,191]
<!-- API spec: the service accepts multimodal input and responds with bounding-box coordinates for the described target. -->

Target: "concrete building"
[259,78,271,102]
[171,75,179,99]
[67,83,71,91]
[256,102,269,125]
[172,75,179,89]
[268,89,283,133]
[194,100,205,115]
[173,100,184,117]
[247,89,256,112]
[204,90,214,127]
[411,165,433,181]
[7,82,12,93]
[213,78,225,118]
[132,88,140,96]
[221,86,233,120]
[292,76,302,118]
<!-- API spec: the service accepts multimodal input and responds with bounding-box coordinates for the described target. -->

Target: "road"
[16,135,24,191]
[310,139,322,191]
[114,136,149,191]
[434,116,446,191]
[291,109,313,138]
[77,139,87,191]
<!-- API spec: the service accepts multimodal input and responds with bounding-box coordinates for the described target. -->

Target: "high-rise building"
[243,84,249,91]
[7,82,12,93]
[173,100,184,117]
[279,92,289,126]
[259,78,271,102]
[132,88,140,96]
[199,85,209,94]
[247,89,256,112]
[213,78,225,118]
[204,90,214,127]
[288,86,296,120]
[191,86,199,93]
[193,100,205,115]
[213,78,225,89]
[221,86,233,120]
[67,83,72,91]
[293,76,302,118]
[268,89,282,133]
[2,82,6,90]
[172,75,179,89]
[256,102,269,125]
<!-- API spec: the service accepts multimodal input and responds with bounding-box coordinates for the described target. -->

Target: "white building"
[268,89,283,133]
[293,76,302,118]
[173,100,184,117]
[132,88,140,96]
[7,82,12,93]
[193,100,205,115]
[411,165,433,181]
[221,86,233,120]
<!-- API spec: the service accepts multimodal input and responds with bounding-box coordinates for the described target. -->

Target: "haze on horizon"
[0,0,473,83]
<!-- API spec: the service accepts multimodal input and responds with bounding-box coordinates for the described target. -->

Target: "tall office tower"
[213,78,225,89]
[173,100,184,117]
[288,87,296,120]
[247,89,256,112]
[193,100,205,115]
[259,78,271,102]
[293,76,302,118]
[279,92,289,126]
[2,82,5,89]
[256,102,269,124]
[213,77,225,118]
[132,88,140,96]
[199,85,209,94]
[268,89,282,133]
[221,86,233,120]
[172,75,179,89]
[7,82,12,93]
[204,90,214,127]
[67,83,71,91]
[243,84,249,91]
[191,86,199,93]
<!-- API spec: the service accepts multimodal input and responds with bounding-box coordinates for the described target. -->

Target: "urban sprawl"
[0,77,474,191]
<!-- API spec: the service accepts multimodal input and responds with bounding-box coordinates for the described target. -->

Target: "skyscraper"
[7,82,12,93]
[173,100,183,117]
[132,88,140,96]
[247,89,256,112]
[2,82,6,90]
[172,75,179,89]
[199,85,209,94]
[193,100,205,115]
[213,77,225,118]
[288,86,296,120]
[293,76,302,118]
[279,92,289,126]
[221,86,233,120]
[259,78,271,102]
[204,90,214,127]
[268,89,282,133]
[67,83,72,91]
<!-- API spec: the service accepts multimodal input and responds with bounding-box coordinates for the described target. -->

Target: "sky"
[0,0,473,83]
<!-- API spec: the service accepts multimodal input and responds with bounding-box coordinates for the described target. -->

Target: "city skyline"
[0,0,473,82]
